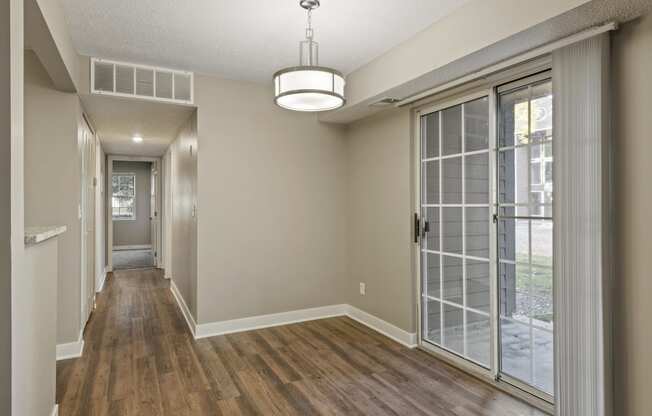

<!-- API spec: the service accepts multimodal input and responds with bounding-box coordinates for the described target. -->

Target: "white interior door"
[94,138,104,290]
[150,163,159,266]
[80,117,96,325]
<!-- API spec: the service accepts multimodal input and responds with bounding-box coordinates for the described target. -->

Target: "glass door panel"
[496,77,554,397]
[420,96,491,368]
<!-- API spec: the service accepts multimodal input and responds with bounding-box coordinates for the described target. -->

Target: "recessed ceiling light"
[132,135,143,143]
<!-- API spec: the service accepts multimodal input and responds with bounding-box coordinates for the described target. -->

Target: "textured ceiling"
[60,0,470,84]
[81,95,194,157]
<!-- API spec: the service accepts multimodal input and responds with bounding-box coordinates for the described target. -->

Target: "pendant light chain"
[306,8,315,65]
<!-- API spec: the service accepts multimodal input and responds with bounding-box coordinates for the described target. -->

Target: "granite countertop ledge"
[25,225,67,245]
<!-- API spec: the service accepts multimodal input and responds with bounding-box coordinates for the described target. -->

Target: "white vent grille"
[155,71,173,99]
[136,68,154,97]
[91,58,193,104]
[115,65,134,94]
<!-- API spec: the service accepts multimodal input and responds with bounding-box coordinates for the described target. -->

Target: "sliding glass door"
[418,72,554,401]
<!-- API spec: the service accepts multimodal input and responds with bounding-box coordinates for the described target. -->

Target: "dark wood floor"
[57,268,545,416]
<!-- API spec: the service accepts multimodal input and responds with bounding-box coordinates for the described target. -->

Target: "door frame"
[411,59,554,413]
[106,155,163,272]
[94,134,105,293]
[80,113,97,329]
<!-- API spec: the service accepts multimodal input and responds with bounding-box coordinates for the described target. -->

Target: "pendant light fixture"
[273,0,345,112]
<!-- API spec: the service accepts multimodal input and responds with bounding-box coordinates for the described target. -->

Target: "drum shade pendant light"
[273,0,345,112]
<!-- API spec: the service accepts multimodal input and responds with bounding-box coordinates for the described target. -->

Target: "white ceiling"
[82,95,195,157]
[60,0,470,84]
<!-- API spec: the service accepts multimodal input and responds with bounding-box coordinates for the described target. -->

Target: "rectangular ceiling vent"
[91,57,193,105]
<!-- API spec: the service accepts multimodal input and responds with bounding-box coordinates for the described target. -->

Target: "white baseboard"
[194,304,348,339]
[170,280,197,337]
[56,334,85,361]
[113,244,151,251]
[188,303,417,348]
[51,404,59,416]
[96,266,108,293]
[345,305,417,348]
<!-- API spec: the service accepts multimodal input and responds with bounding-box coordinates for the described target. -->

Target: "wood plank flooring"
[56,268,545,415]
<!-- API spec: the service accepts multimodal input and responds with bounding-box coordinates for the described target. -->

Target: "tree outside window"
[112,174,136,220]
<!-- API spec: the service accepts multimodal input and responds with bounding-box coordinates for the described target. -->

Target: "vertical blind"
[552,33,613,416]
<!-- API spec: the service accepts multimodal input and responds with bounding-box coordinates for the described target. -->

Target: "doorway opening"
[108,157,161,270]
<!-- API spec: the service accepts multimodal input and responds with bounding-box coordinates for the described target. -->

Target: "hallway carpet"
[112,249,154,270]
[55,268,545,415]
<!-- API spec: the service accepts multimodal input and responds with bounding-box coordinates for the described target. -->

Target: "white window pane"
[421,112,439,158]
[442,255,463,305]
[501,318,532,384]
[466,208,489,259]
[531,220,552,267]
[442,208,462,255]
[424,298,441,345]
[464,97,489,151]
[466,259,490,313]
[443,303,464,354]
[442,105,462,155]
[533,328,554,395]
[424,252,441,299]
[498,147,529,204]
[466,311,490,367]
[531,161,542,185]
[465,153,489,204]
[423,160,439,205]
[442,157,462,204]
[499,87,529,147]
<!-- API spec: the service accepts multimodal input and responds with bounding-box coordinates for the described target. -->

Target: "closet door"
[419,94,491,368]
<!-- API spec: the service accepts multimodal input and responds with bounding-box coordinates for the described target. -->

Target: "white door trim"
[107,155,163,271]
[79,114,96,331]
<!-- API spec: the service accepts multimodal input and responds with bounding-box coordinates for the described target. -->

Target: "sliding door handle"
[414,213,419,243]
[414,213,430,243]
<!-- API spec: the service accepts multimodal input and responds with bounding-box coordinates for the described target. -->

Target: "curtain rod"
[397,21,617,107]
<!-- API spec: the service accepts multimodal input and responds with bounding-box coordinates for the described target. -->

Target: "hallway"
[55,269,542,416]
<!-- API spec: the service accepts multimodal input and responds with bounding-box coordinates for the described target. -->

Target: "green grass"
[515,254,553,292]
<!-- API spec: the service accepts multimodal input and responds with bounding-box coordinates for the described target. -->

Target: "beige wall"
[169,112,198,318]
[26,0,78,92]
[344,0,590,107]
[24,50,83,344]
[344,108,415,332]
[194,75,348,324]
[613,14,652,416]
[15,239,58,416]
[112,161,151,247]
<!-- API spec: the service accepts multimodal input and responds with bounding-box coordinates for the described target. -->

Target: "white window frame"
[112,173,137,221]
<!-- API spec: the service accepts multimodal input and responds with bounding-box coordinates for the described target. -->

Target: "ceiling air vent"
[369,97,401,108]
[115,65,135,94]
[91,58,193,104]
